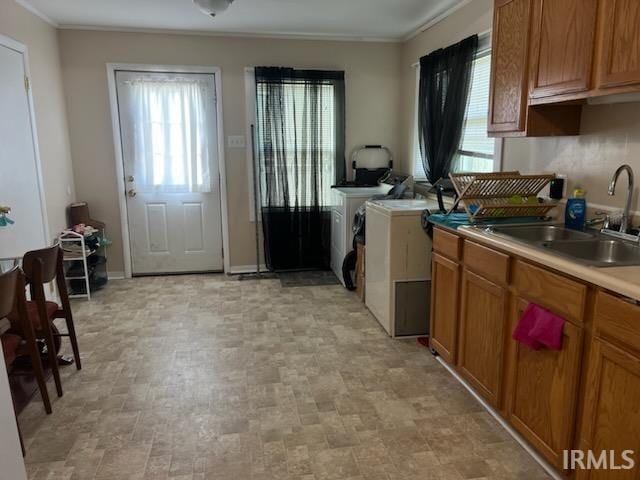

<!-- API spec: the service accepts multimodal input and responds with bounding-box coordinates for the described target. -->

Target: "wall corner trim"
[14,0,59,27]
[403,0,475,42]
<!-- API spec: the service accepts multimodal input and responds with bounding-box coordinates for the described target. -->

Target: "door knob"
[127,175,135,182]
[127,189,137,198]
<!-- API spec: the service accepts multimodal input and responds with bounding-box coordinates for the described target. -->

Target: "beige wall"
[0,0,75,239]
[57,29,402,273]
[401,0,640,218]
[47,0,640,273]
[503,105,640,214]
[399,0,494,169]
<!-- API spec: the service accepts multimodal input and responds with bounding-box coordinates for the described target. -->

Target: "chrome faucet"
[608,165,635,234]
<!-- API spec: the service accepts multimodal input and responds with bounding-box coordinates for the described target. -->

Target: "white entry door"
[115,71,223,275]
[0,41,48,262]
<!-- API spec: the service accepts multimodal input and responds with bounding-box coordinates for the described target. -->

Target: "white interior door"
[0,38,36,480]
[0,42,48,262]
[116,71,223,275]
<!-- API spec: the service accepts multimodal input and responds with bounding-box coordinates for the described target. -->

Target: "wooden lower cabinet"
[431,227,640,476]
[430,253,460,364]
[505,297,584,471]
[576,294,640,479]
[457,269,508,408]
[577,338,640,479]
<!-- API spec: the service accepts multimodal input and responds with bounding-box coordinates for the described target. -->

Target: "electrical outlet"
[228,135,246,148]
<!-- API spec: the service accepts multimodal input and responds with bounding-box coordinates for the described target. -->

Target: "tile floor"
[19,275,550,479]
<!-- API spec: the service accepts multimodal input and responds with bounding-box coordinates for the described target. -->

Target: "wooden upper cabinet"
[488,0,582,137]
[528,0,598,100]
[488,0,532,134]
[595,0,640,91]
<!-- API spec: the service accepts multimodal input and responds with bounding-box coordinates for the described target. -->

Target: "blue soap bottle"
[565,188,587,231]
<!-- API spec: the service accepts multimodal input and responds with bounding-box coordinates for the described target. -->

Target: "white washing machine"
[365,199,439,337]
[330,185,391,286]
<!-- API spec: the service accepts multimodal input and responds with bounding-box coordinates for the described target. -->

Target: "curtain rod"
[411,29,492,68]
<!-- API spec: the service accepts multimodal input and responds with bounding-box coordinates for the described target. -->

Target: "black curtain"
[418,35,478,184]
[255,67,346,271]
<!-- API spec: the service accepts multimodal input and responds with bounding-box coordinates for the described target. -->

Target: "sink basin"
[478,224,640,267]
[490,225,596,242]
[542,239,640,266]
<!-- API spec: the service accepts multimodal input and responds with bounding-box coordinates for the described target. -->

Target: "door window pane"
[126,74,216,193]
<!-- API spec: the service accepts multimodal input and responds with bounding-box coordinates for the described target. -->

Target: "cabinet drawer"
[594,291,640,350]
[463,240,510,285]
[513,260,586,323]
[433,227,461,261]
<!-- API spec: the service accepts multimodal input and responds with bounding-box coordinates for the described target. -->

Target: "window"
[121,72,217,193]
[245,67,344,220]
[255,80,336,208]
[456,53,495,172]
[413,50,500,180]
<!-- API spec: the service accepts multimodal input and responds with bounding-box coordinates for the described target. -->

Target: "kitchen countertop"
[428,215,640,301]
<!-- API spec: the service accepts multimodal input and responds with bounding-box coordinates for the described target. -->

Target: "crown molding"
[57,24,402,44]
[402,0,474,42]
[17,0,476,44]
[14,0,59,27]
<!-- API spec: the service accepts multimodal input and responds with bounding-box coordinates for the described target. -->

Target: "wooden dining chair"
[0,266,52,420]
[8,245,82,399]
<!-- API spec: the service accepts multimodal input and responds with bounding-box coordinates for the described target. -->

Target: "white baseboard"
[227,264,268,275]
[107,268,270,278]
[436,357,562,480]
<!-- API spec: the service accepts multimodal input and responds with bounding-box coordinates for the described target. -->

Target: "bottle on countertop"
[565,188,587,231]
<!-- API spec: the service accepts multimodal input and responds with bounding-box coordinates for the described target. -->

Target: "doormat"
[278,270,340,288]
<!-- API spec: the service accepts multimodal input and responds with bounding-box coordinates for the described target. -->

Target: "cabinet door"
[457,269,508,408]
[430,253,460,364]
[595,0,640,90]
[577,338,640,479]
[506,297,584,470]
[528,0,598,99]
[488,0,533,134]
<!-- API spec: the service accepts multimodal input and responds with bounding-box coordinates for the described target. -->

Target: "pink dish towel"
[512,303,565,351]
[512,303,543,350]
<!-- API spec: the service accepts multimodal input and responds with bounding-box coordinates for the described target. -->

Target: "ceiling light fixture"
[193,0,235,17]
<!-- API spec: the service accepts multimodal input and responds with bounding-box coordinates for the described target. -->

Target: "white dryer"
[365,199,439,337]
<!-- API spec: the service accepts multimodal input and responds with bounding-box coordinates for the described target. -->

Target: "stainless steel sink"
[541,239,640,266]
[481,224,640,267]
[489,225,596,242]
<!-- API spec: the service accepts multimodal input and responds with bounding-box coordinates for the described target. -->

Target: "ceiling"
[20,0,465,41]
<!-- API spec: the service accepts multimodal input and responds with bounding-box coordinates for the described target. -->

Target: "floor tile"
[18,275,550,479]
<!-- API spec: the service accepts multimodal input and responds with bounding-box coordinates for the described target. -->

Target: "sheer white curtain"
[128,75,214,193]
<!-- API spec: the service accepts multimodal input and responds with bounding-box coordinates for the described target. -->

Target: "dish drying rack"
[448,171,556,221]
